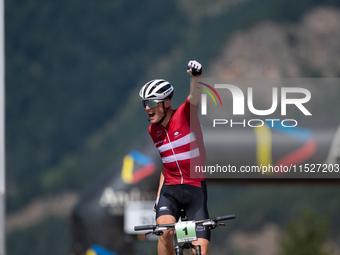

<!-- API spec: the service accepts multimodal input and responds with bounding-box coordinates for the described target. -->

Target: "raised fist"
[187,60,202,77]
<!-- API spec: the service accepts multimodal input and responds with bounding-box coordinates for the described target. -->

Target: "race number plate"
[175,221,197,243]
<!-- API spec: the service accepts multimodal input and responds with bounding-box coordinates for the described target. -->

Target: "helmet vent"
[147,84,157,95]
[156,84,171,94]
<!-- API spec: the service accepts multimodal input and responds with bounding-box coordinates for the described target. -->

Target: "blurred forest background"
[5,0,340,254]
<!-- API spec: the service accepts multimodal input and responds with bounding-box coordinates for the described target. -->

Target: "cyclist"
[139,60,210,255]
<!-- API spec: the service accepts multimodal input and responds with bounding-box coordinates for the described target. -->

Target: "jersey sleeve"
[182,96,200,124]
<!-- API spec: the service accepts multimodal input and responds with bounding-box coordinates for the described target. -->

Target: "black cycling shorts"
[156,181,210,241]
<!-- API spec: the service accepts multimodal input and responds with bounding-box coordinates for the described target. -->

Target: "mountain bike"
[134,213,236,255]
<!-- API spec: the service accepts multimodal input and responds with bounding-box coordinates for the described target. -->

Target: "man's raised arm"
[187,60,203,105]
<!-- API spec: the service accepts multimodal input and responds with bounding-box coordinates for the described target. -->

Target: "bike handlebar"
[214,214,236,222]
[193,214,236,225]
[134,223,176,231]
[134,225,157,231]
[134,214,236,231]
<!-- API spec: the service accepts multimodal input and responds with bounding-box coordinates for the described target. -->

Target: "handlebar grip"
[214,214,236,221]
[134,225,156,231]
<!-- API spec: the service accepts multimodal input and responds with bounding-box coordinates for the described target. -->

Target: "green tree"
[278,209,330,255]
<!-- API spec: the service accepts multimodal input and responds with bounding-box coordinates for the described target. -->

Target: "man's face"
[143,99,172,124]
[145,102,165,124]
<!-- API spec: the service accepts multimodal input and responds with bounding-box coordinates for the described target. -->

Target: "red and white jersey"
[149,97,206,187]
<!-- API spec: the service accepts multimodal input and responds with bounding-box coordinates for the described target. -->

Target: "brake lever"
[208,222,226,229]
[154,231,164,236]
[208,222,217,230]
[145,231,152,236]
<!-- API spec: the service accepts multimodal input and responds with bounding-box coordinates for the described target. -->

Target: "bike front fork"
[175,243,201,255]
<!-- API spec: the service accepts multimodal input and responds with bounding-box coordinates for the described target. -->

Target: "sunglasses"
[141,99,169,109]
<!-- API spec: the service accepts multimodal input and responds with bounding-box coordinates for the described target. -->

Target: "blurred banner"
[71,79,340,254]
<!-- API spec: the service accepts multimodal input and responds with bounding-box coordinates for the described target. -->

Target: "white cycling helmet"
[139,79,174,100]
